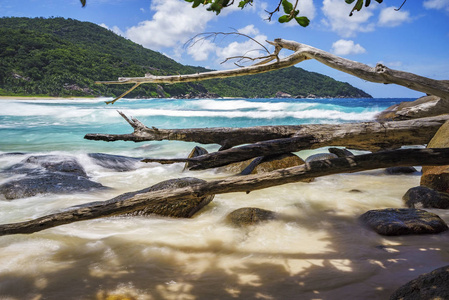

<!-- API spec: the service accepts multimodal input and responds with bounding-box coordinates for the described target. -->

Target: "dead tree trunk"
[1,148,449,236]
[85,114,449,168]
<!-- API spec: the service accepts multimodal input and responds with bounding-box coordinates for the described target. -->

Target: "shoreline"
[0,96,99,100]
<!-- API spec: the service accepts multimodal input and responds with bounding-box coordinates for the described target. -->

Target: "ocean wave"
[189,99,316,111]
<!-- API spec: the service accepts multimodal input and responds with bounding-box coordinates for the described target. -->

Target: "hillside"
[0,17,371,98]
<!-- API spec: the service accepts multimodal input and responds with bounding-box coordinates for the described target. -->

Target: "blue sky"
[1,0,449,98]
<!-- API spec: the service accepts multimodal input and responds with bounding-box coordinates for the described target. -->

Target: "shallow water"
[0,97,447,299]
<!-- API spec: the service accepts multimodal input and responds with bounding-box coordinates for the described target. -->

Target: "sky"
[1,0,449,98]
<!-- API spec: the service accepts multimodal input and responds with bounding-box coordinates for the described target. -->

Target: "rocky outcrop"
[275,91,292,98]
[0,155,108,200]
[376,95,449,121]
[403,186,449,209]
[70,177,214,218]
[421,120,449,193]
[174,92,220,99]
[359,208,448,236]
[390,265,449,300]
[225,207,276,226]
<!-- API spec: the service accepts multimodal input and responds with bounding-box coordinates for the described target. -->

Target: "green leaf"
[345,0,356,4]
[365,0,371,7]
[375,0,383,3]
[278,15,290,23]
[80,0,86,7]
[192,0,202,8]
[349,0,363,16]
[282,0,293,14]
[295,16,310,27]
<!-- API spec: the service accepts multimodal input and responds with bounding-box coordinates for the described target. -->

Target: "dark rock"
[390,265,449,300]
[275,91,292,98]
[385,166,418,175]
[183,146,208,171]
[71,177,214,218]
[305,153,338,163]
[0,173,107,200]
[403,186,449,209]
[359,208,448,236]
[4,155,87,177]
[88,153,141,172]
[226,207,276,226]
[328,147,354,157]
[0,154,107,200]
[348,189,363,193]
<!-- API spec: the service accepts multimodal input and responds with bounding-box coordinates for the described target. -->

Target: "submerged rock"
[71,177,214,218]
[305,153,338,163]
[88,153,142,172]
[0,154,108,200]
[403,186,449,209]
[226,207,276,227]
[390,265,449,300]
[385,166,418,175]
[359,208,448,236]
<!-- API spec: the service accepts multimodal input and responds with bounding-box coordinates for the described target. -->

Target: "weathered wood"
[2,148,449,236]
[85,113,449,153]
[95,39,449,101]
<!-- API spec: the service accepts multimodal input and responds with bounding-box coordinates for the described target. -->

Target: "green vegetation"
[0,17,371,98]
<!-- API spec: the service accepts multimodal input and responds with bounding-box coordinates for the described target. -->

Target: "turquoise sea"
[0,97,448,299]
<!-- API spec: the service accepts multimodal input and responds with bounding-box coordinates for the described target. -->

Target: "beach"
[0,97,448,299]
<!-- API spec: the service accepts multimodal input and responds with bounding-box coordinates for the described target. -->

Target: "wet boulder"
[0,155,108,200]
[305,153,338,163]
[420,120,449,193]
[226,207,276,227]
[328,147,354,158]
[403,186,449,209]
[88,153,142,172]
[221,153,305,175]
[359,208,448,236]
[71,177,214,218]
[390,265,449,300]
[385,166,418,175]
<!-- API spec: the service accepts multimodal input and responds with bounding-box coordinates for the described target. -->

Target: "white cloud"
[125,0,216,50]
[423,0,449,12]
[298,0,316,20]
[331,39,366,55]
[187,39,217,61]
[378,6,411,27]
[321,0,376,37]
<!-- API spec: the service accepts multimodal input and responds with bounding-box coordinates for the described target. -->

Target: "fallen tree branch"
[95,39,449,101]
[2,148,449,236]
[85,114,449,161]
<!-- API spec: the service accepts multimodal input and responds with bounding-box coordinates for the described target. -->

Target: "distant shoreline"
[0,96,97,100]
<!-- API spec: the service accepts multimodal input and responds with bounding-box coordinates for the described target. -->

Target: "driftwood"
[85,114,449,169]
[1,148,449,236]
[95,39,449,103]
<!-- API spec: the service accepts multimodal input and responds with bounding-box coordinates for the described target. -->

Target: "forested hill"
[0,17,371,98]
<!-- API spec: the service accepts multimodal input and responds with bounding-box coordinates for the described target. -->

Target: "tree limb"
[2,148,449,236]
[95,39,449,101]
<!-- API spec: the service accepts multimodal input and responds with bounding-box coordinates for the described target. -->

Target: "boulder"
[0,155,108,200]
[359,208,448,236]
[70,177,214,218]
[183,146,209,171]
[328,147,354,158]
[226,207,276,226]
[305,153,338,163]
[390,265,449,300]
[275,91,292,98]
[88,153,142,172]
[376,95,449,121]
[420,120,449,193]
[403,186,449,209]
[385,166,418,175]
[220,153,305,175]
